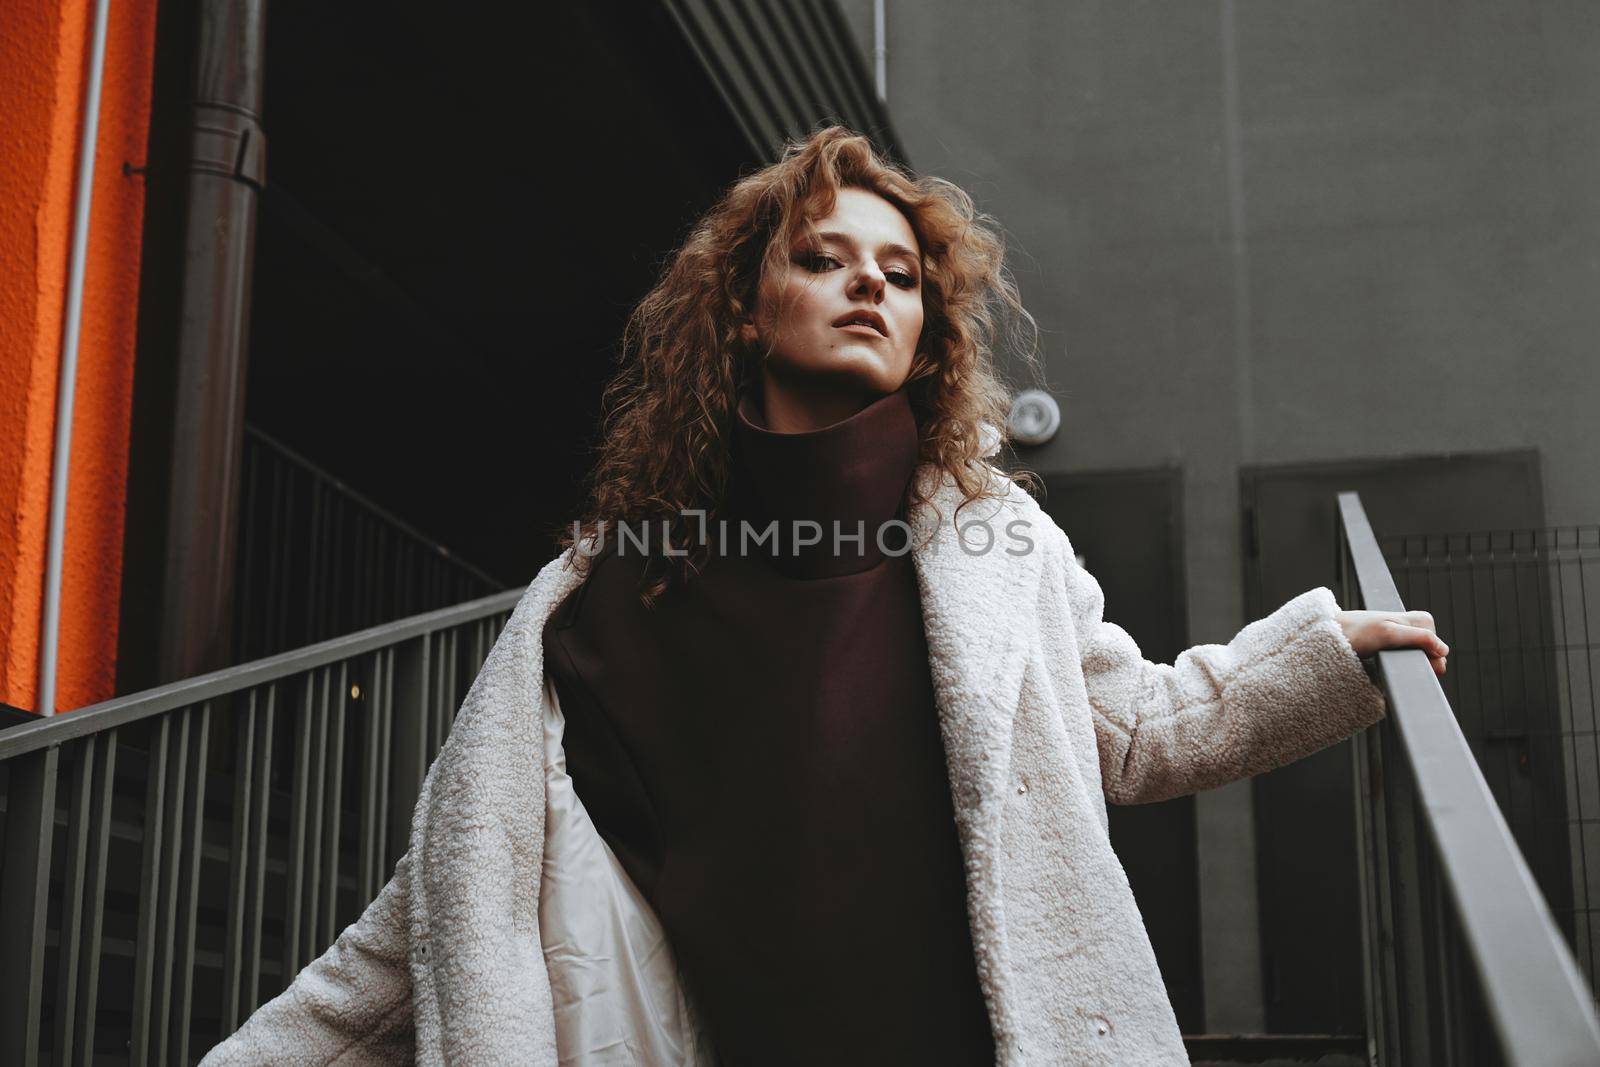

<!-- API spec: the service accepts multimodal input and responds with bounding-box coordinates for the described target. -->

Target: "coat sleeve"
[199,849,417,1065]
[1063,546,1387,805]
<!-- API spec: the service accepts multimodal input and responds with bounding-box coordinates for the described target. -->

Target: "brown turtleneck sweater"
[542,388,996,1065]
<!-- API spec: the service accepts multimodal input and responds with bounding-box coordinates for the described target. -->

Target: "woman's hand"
[1337,609,1449,676]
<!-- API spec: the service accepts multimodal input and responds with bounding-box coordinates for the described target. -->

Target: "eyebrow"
[813,230,921,266]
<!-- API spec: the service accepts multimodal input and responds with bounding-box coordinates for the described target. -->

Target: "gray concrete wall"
[841,0,1600,1032]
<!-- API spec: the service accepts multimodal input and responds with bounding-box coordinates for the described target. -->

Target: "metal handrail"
[1338,491,1600,1065]
[0,586,525,762]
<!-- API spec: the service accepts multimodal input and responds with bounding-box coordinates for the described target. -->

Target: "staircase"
[5,492,1600,1064]
[1,592,518,1065]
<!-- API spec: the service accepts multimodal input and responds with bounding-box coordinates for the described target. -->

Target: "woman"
[205,127,1447,1066]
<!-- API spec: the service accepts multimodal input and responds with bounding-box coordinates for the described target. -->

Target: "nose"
[851,262,887,301]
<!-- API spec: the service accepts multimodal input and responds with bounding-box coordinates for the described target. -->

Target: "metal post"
[38,0,113,716]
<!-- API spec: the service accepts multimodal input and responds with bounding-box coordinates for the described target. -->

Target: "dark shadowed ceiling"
[248,2,755,584]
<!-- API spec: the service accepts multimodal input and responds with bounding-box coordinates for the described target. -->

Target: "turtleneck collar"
[724,386,920,579]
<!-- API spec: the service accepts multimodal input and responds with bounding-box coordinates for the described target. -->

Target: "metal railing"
[0,586,523,1065]
[236,425,507,664]
[1338,491,1600,1065]
[1380,522,1600,999]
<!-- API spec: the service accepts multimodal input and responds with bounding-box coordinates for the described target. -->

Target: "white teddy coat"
[203,465,1386,1065]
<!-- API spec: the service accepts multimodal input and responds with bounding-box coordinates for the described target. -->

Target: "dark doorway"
[1034,466,1202,1032]
[1241,449,1546,1034]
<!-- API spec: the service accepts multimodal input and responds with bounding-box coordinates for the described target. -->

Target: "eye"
[798,251,841,272]
[887,269,918,289]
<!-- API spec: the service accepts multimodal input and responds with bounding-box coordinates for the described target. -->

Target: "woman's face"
[746,187,925,427]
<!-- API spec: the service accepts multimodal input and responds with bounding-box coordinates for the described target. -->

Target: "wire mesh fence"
[1380,523,1600,1008]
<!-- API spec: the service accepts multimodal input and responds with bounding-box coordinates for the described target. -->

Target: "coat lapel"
[908,466,1045,1059]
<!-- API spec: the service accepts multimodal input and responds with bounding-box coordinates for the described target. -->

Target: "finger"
[1404,609,1436,633]
[1386,622,1449,657]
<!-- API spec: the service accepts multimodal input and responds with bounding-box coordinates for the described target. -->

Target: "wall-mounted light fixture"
[1007,389,1061,447]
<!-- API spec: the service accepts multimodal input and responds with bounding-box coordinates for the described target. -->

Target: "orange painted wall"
[0,0,158,713]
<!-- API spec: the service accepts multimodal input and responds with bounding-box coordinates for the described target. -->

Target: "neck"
[757,370,878,433]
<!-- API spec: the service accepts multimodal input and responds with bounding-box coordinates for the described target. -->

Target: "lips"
[832,310,888,337]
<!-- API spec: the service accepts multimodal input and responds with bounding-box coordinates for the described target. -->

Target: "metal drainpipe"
[873,0,887,103]
[156,0,268,684]
[38,0,114,717]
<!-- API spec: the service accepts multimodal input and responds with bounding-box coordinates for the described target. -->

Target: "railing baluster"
[307,477,324,643]
[129,716,171,1067]
[390,634,430,869]
[321,661,348,944]
[173,701,211,1065]
[284,676,312,980]
[304,667,331,956]
[358,653,382,903]
[239,432,261,659]
[378,645,395,880]
[244,684,275,1011]
[152,707,192,1067]
[446,627,461,729]
[223,691,257,1032]
[54,736,95,1065]
[267,458,288,652]
[75,729,116,1067]
[331,483,348,636]
[0,745,60,1067]
[429,631,446,761]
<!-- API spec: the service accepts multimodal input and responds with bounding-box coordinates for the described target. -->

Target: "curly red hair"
[561,125,1041,602]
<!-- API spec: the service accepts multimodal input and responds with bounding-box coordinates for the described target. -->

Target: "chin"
[773,351,906,396]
